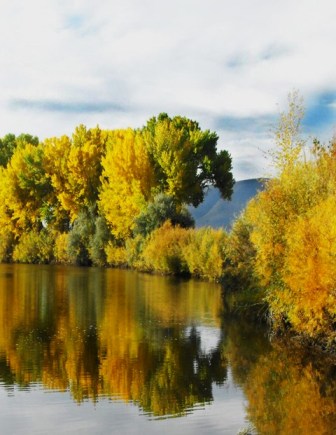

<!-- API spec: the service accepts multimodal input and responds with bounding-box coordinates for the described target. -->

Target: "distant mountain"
[189,178,266,230]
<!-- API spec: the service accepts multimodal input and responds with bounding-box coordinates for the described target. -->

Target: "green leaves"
[0,133,39,167]
[133,193,194,238]
[142,113,234,206]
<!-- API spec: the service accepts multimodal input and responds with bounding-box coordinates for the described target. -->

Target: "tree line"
[0,113,234,281]
[1,94,336,348]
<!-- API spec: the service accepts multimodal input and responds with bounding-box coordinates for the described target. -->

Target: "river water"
[0,264,335,434]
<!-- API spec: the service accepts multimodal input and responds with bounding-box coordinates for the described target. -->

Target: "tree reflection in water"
[221,301,336,435]
[0,265,226,416]
[0,264,335,433]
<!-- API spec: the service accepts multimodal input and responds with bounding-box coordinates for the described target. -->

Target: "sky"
[1,0,336,180]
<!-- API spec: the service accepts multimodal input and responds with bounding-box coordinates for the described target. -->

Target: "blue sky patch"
[9,99,126,114]
[64,14,86,30]
[214,114,275,133]
[303,91,336,132]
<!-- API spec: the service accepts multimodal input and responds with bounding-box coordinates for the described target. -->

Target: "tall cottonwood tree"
[0,143,51,234]
[143,113,234,206]
[44,125,108,225]
[99,115,234,240]
[99,129,156,240]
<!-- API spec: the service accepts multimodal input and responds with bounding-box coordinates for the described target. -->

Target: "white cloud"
[1,0,336,179]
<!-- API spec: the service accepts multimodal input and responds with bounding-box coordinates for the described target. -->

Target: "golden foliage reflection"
[0,265,225,416]
[1,264,335,429]
[244,343,336,434]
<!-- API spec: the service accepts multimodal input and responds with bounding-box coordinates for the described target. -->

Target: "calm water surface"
[0,264,335,434]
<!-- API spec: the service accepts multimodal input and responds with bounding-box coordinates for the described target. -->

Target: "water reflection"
[244,343,336,434]
[0,264,226,416]
[221,309,336,434]
[0,264,335,433]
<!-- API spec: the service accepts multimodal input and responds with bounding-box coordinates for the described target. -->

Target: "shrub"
[13,230,54,264]
[141,221,189,274]
[105,242,127,266]
[125,235,145,268]
[182,227,228,281]
[225,214,257,289]
[54,232,71,263]
[0,231,14,262]
[280,197,336,339]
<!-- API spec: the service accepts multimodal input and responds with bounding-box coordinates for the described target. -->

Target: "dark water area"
[0,264,335,434]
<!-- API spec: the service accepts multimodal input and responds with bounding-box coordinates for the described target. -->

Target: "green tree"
[0,133,39,167]
[133,193,194,238]
[89,216,112,266]
[67,208,96,266]
[143,113,234,206]
[0,134,16,167]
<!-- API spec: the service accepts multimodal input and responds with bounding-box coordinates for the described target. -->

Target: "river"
[0,264,335,434]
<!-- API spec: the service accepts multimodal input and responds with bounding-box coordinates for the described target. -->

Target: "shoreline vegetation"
[0,93,335,351]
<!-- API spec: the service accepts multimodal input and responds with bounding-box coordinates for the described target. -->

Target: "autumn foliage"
[0,114,233,281]
[1,99,336,346]
[0,265,225,414]
[243,93,336,345]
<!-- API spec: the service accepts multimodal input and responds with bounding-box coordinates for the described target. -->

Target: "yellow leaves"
[105,242,127,266]
[99,129,156,240]
[12,230,53,264]
[142,221,190,274]
[182,227,228,281]
[44,126,107,222]
[283,197,336,336]
[245,127,336,340]
[145,120,192,198]
[244,344,336,435]
[140,222,228,280]
[0,167,14,234]
[0,143,50,233]
[247,160,331,285]
[0,230,14,262]
[269,90,305,173]
[0,124,109,241]
[54,232,70,263]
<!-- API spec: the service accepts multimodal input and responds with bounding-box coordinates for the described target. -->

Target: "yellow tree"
[245,94,336,343]
[283,196,336,338]
[0,143,52,235]
[269,90,305,173]
[0,166,16,259]
[99,129,156,240]
[245,92,308,287]
[43,135,72,228]
[44,125,108,224]
[0,132,39,167]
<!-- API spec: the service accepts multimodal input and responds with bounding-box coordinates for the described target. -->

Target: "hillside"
[189,178,266,230]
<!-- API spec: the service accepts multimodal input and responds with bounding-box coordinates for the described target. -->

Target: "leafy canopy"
[143,113,234,206]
